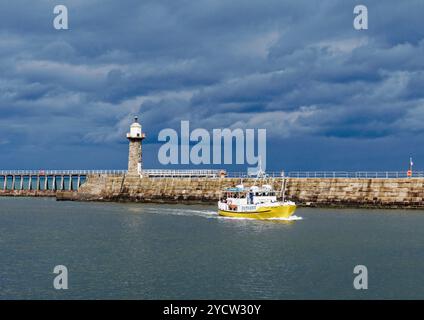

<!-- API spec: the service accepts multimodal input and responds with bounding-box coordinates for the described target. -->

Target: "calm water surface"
[1,197,424,299]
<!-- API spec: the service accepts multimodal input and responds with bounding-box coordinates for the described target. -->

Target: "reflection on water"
[1,197,424,299]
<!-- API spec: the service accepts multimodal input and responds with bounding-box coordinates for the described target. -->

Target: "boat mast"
[255,157,266,185]
[280,171,286,202]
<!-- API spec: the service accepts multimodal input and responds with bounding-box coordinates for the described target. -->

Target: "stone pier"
[57,174,424,209]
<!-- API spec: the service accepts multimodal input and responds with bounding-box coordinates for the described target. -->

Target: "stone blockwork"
[56,175,424,208]
[57,174,240,203]
[128,140,142,174]
[285,178,424,208]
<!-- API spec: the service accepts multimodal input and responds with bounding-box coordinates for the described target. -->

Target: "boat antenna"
[257,157,265,178]
[253,157,266,186]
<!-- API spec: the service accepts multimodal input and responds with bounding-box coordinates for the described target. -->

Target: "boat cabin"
[220,184,278,206]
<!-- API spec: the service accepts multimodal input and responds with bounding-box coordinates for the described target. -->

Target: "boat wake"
[267,215,303,221]
[216,214,303,221]
[131,206,302,222]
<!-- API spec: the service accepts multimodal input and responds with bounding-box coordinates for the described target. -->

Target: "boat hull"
[218,204,296,220]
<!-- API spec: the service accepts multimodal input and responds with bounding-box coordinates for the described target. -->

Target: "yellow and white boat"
[218,184,296,220]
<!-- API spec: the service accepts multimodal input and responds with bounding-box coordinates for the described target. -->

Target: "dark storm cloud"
[1,0,424,169]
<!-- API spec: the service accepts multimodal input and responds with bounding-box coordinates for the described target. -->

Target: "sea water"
[1,197,424,299]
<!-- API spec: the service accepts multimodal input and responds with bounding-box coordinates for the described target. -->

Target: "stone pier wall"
[56,174,424,209]
[285,178,424,208]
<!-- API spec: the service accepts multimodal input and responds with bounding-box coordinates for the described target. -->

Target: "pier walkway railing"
[143,169,221,178]
[144,170,424,179]
[224,171,424,178]
[0,170,127,176]
[287,171,424,178]
[0,169,222,178]
[1,170,424,179]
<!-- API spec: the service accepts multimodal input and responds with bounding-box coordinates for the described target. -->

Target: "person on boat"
[248,191,254,204]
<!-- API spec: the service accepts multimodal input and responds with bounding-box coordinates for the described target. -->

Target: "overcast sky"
[1,0,423,171]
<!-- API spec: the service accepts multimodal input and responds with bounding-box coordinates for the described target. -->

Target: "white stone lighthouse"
[126,116,145,175]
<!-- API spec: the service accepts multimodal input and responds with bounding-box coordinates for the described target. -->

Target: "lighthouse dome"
[127,116,143,138]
